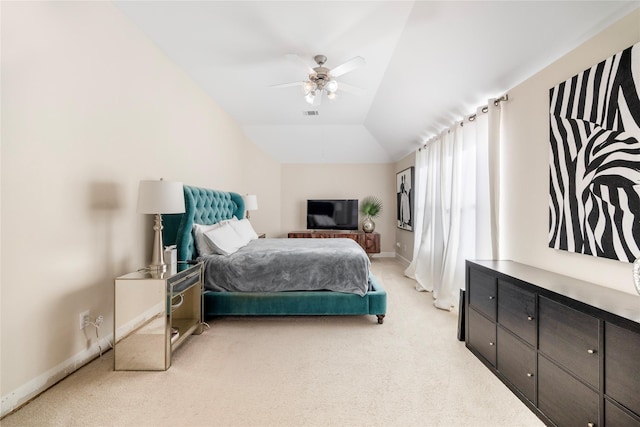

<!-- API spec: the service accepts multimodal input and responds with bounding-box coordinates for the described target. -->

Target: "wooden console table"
[288,230,380,254]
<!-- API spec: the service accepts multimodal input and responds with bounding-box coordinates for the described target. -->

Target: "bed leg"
[376,315,385,324]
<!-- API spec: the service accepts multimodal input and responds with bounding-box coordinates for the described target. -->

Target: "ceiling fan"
[272,54,366,106]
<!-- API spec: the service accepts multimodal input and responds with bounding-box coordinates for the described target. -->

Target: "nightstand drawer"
[168,269,200,293]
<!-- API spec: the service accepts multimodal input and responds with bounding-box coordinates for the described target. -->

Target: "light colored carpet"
[2,258,543,427]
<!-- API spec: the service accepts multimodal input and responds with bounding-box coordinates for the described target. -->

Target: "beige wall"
[394,152,416,264]
[5,0,638,418]
[1,2,280,413]
[280,164,396,254]
[500,9,640,295]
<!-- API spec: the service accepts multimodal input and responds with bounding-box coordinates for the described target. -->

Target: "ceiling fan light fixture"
[275,54,365,106]
[304,92,316,105]
[326,80,338,93]
[303,81,316,94]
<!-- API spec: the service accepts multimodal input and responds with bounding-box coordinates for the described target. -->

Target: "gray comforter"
[200,238,371,296]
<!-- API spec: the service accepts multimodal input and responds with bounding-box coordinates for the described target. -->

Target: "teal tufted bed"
[163,185,386,324]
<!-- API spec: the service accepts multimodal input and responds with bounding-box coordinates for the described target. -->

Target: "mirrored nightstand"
[114,262,203,371]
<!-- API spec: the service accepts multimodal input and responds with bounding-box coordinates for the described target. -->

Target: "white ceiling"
[115,1,639,163]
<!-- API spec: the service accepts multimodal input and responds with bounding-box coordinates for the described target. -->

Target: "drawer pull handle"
[489,342,495,346]
[527,316,534,321]
[170,294,184,312]
[587,423,595,427]
[526,373,534,377]
[587,349,596,354]
[488,296,495,300]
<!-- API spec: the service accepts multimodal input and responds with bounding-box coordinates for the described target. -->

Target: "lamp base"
[149,214,167,274]
[148,263,167,273]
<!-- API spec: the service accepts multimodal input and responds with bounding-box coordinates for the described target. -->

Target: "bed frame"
[163,185,387,324]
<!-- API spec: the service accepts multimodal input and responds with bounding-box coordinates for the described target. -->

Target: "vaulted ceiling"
[116,1,639,163]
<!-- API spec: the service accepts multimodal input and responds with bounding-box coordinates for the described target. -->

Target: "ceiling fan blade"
[338,82,366,96]
[330,56,365,78]
[270,81,303,89]
[285,54,315,74]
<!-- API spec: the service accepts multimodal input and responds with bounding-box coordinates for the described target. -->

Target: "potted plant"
[360,196,383,233]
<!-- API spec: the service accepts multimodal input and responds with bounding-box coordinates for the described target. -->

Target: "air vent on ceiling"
[303,111,319,116]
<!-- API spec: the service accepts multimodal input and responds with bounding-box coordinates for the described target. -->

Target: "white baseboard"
[371,251,396,258]
[1,302,162,418]
[395,253,411,266]
[1,334,113,418]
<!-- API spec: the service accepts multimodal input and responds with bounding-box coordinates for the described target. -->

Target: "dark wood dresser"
[288,230,380,254]
[465,260,640,427]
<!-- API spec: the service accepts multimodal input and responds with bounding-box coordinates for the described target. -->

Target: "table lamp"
[137,179,185,273]
[243,194,258,219]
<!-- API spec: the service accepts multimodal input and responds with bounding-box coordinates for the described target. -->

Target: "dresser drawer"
[468,269,497,321]
[467,307,496,366]
[538,355,599,427]
[497,326,536,403]
[497,279,536,346]
[605,323,640,416]
[605,399,640,427]
[539,297,600,388]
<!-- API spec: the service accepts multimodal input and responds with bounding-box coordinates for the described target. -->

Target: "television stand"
[288,230,380,254]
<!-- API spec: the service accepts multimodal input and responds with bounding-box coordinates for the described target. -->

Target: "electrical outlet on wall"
[79,310,90,330]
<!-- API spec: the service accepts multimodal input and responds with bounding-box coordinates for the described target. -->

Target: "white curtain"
[405,100,502,310]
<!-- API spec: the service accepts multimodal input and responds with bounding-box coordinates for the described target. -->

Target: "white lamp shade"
[243,194,258,211]
[137,180,185,214]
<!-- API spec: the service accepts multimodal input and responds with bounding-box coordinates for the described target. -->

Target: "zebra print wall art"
[549,42,640,263]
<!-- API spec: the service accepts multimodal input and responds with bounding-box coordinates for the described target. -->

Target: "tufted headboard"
[162,185,245,261]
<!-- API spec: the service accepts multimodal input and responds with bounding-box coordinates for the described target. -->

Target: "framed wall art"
[548,42,640,262]
[396,167,414,231]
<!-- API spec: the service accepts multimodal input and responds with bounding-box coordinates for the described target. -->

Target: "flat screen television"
[307,199,358,231]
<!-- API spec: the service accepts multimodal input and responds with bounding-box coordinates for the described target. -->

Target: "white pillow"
[192,223,219,256]
[192,221,232,256]
[229,219,259,242]
[203,222,247,256]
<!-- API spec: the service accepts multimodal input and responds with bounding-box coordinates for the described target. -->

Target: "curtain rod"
[420,94,509,149]
[494,94,509,105]
[466,94,509,123]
